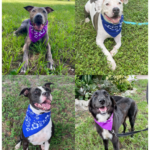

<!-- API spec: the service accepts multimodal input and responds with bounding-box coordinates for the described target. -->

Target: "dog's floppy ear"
[121,0,128,4]
[44,82,54,89]
[20,88,31,97]
[110,96,117,109]
[24,6,34,12]
[45,7,54,14]
[88,99,93,113]
[95,0,103,12]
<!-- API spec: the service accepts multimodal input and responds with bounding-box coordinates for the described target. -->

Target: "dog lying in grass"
[14,6,55,73]
[84,0,128,70]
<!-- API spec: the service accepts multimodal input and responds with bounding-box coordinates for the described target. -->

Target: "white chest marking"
[102,129,113,140]
[96,113,110,122]
[28,119,52,145]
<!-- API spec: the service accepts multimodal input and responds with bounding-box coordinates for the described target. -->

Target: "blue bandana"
[101,14,124,37]
[22,105,51,138]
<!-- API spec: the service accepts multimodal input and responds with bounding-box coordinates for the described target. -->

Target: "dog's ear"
[20,88,31,97]
[44,82,54,89]
[24,6,34,12]
[110,96,117,109]
[95,0,103,12]
[121,0,128,4]
[88,99,93,113]
[45,7,54,14]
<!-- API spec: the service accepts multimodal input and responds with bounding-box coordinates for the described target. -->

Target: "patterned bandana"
[101,14,124,38]
[94,113,113,130]
[29,20,48,43]
[22,105,51,138]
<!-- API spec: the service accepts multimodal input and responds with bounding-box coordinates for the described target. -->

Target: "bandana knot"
[101,15,124,37]
[94,113,113,130]
[29,20,48,42]
[23,105,51,137]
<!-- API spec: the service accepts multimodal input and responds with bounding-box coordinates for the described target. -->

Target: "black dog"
[89,90,138,150]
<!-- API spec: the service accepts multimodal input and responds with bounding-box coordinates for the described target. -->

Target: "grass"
[75,79,148,149]
[2,75,75,150]
[2,0,75,75]
[75,0,148,75]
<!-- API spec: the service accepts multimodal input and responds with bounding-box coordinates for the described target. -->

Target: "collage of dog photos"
[1,0,149,150]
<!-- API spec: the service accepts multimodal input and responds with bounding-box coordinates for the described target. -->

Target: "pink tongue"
[105,15,121,24]
[34,24,44,31]
[41,103,51,110]
[99,107,107,113]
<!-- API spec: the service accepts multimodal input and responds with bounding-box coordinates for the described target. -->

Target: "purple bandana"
[94,113,113,130]
[29,20,48,43]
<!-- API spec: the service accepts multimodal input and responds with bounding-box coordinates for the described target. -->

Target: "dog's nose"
[113,7,120,14]
[99,99,105,105]
[36,15,42,19]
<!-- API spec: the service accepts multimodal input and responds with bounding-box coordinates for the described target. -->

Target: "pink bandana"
[94,113,113,130]
[29,20,48,43]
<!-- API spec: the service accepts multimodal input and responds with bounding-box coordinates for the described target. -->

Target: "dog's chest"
[28,119,52,145]
[102,129,113,140]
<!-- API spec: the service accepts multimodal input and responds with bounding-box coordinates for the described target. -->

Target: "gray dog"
[14,6,54,73]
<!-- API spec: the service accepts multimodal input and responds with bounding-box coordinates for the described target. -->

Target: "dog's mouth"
[34,99,51,111]
[104,13,121,24]
[33,23,44,31]
[97,106,107,114]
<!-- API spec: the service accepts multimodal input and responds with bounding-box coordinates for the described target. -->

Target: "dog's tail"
[15,134,23,149]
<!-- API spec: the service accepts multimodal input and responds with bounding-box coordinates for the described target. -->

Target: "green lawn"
[75,79,148,149]
[2,75,75,150]
[2,0,75,75]
[75,0,148,75]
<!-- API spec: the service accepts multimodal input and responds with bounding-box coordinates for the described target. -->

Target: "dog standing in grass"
[89,90,137,150]
[84,0,128,70]
[14,6,55,73]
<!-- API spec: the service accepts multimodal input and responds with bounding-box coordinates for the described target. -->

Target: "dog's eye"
[43,10,46,13]
[119,2,121,4]
[106,3,109,6]
[32,10,36,12]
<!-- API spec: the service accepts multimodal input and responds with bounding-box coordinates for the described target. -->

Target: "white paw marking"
[15,142,21,149]
[85,18,90,23]
[13,31,16,36]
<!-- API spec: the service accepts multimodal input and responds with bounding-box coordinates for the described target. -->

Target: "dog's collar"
[29,20,48,43]
[22,105,51,138]
[94,113,113,130]
[101,14,124,37]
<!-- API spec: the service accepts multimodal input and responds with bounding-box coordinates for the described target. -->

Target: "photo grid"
[1,0,148,150]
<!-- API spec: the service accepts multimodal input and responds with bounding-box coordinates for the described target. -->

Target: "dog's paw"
[110,47,118,57]
[85,18,90,23]
[20,66,26,74]
[47,62,55,70]
[13,31,17,36]
[15,142,21,149]
[107,57,116,71]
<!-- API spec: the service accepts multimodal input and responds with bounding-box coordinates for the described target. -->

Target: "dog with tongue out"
[84,0,128,71]
[14,6,55,73]
[15,83,54,150]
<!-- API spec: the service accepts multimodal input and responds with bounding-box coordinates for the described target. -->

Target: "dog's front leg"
[110,34,121,57]
[111,136,120,150]
[43,34,54,70]
[96,38,116,70]
[103,139,109,150]
[22,141,29,150]
[20,37,31,73]
[43,141,50,150]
